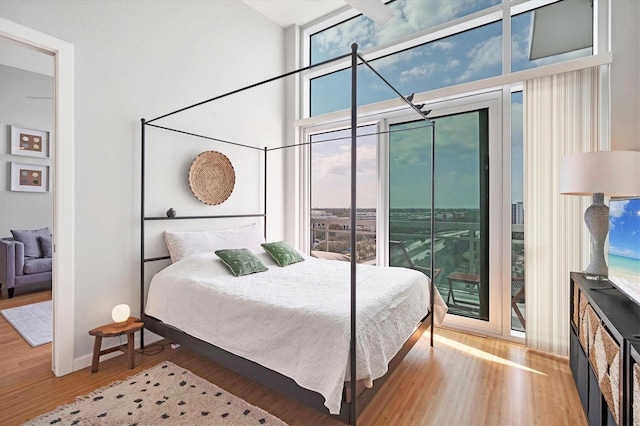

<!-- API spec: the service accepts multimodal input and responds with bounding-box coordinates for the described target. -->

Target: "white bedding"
[145,251,447,414]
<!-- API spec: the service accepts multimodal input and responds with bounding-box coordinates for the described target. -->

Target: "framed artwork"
[10,162,49,192]
[10,125,49,158]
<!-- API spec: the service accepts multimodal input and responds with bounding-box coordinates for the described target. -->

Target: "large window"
[301,0,602,339]
[310,125,377,264]
[311,22,502,116]
[308,0,595,117]
[310,0,501,65]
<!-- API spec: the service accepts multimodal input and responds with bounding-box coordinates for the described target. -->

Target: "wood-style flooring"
[0,290,587,425]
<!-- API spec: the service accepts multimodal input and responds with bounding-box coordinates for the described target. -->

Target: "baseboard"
[73,329,164,371]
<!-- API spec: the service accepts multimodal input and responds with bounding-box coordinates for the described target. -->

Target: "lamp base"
[113,317,130,328]
[584,273,608,281]
[583,193,609,277]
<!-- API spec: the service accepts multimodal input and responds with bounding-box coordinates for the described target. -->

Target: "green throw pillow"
[215,249,268,277]
[261,241,305,267]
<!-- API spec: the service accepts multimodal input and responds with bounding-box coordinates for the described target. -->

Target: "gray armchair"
[0,237,52,298]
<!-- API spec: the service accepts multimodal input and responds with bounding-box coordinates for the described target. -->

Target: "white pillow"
[164,223,265,263]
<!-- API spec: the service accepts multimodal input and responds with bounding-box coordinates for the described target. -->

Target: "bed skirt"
[141,311,433,424]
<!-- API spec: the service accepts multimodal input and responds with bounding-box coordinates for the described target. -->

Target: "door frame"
[1,18,75,376]
[382,92,503,336]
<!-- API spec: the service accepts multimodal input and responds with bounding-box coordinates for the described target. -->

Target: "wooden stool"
[88,317,143,373]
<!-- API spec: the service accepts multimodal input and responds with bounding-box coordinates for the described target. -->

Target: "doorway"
[0,18,75,376]
[386,95,503,336]
[0,36,54,376]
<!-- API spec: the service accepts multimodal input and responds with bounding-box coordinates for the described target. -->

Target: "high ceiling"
[242,0,348,27]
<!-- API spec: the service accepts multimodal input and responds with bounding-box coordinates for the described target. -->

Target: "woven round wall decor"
[188,151,235,205]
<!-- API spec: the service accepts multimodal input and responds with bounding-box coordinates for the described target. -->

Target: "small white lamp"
[111,304,130,327]
[560,150,640,277]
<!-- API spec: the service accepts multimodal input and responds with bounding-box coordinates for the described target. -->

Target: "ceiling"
[242,0,348,27]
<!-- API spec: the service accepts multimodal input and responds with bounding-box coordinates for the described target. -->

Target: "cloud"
[314,0,497,70]
[455,35,502,83]
[609,245,639,259]
[609,200,629,218]
[312,140,377,180]
[311,138,378,208]
[312,17,377,60]
[433,40,456,51]
[511,24,531,64]
[399,63,439,82]
[397,57,460,84]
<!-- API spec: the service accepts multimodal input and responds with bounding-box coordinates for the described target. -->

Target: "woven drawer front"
[589,323,620,425]
[572,283,579,328]
[634,363,639,426]
[579,293,589,351]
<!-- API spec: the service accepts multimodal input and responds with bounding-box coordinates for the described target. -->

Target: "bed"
[145,237,447,416]
[140,43,440,424]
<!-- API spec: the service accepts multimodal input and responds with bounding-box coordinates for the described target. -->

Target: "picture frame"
[10,125,49,158]
[10,162,49,192]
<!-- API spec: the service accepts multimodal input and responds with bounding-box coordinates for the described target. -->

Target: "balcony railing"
[310,216,526,330]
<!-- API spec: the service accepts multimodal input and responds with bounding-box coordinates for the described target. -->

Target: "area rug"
[24,361,288,425]
[0,300,52,347]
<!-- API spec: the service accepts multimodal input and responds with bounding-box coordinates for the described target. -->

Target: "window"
[511,90,525,333]
[300,0,604,339]
[310,125,378,264]
[511,1,593,72]
[310,0,501,65]
[311,22,502,116]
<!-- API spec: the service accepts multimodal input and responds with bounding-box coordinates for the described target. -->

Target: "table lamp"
[112,303,131,327]
[560,150,640,278]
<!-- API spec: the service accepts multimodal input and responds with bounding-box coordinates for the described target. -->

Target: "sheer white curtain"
[523,67,600,356]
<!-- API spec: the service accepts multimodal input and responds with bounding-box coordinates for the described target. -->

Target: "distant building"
[512,202,524,225]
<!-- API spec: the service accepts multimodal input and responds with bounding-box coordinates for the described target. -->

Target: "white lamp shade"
[560,151,640,196]
[111,304,130,323]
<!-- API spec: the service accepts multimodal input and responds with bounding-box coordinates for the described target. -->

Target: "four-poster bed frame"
[139,44,436,425]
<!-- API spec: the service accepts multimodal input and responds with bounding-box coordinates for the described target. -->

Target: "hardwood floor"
[1,292,587,425]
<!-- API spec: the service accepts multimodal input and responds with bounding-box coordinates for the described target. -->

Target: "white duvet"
[145,252,447,414]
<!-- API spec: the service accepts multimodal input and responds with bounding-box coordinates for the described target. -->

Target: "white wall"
[610,0,640,151]
[0,1,286,366]
[0,65,54,237]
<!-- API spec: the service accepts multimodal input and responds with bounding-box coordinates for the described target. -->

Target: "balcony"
[310,216,525,331]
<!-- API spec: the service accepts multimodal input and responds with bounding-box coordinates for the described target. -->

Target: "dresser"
[570,272,640,425]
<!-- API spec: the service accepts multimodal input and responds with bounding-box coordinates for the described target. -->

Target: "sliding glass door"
[388,97,501,333]
[303,95,504,335]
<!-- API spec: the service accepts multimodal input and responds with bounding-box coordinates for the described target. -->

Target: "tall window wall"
[300,0,597,339]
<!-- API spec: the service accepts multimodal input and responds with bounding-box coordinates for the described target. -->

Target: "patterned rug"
[24,361,287,425]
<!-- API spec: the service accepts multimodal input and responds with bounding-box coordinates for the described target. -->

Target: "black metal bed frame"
[140,43,436,425]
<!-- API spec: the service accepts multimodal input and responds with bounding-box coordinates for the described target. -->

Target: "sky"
[309,0,590,116]
[609,199,640,260]
[311,111,486,209]
[311,125,378,208]
[308,0,590,210]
